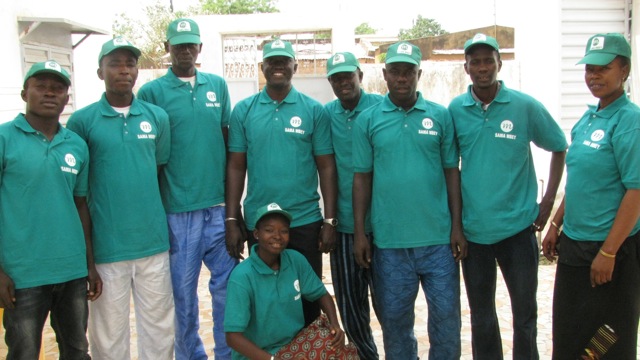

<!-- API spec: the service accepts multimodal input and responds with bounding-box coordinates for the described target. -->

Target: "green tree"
[397,15,447,40]
[112,0,189,68]
[198,0,279,14]
[355,22,376,35]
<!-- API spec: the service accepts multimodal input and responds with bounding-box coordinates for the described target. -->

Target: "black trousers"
[552,232,640,360]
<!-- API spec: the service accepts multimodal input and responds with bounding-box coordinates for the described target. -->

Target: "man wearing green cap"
[323,51,382,359]
[137,17,237,360]
[448,33,567,359]
[67,37,174,359]
[226,39,338,326]
[352,41,466,359]
[0,60,99,359]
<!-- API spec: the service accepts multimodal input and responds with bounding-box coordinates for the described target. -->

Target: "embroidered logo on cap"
[332,53,345,64]
[472,33,488,43]
[398,43,412,55]
[44,61,62,72]
[268,203,282,211]
[113,37,128,46]
[272,40,285,49]
[590,37,605,51]
[177,21,191,32]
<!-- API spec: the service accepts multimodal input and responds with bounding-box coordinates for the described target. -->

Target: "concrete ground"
[1,254,638,359]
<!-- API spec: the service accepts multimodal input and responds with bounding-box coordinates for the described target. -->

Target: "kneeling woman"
[224,203,350,360]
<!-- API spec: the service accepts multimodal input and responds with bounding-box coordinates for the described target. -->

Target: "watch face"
[325,218,338,226]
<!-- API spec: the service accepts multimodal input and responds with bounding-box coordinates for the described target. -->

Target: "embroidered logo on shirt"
[582,129,604,149]
[205,91,220,108]
[61,153,78,174]
[285,116,305,135]
[418,118,438,135]
[495,120,517,140]
[137,121,156,139]
[293,279,301,300]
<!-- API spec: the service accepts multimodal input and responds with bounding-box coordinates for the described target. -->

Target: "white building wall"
[0,0,113,121]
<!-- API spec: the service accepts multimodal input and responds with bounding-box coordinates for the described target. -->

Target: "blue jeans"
[372,244,461,360]
[3,277,89,360]
[462,227,539,360]
[168,206,238,360]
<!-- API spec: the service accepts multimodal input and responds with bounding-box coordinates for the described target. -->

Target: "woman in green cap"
[543,33,640,359]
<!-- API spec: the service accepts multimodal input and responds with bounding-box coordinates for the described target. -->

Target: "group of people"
[1,12,638,360]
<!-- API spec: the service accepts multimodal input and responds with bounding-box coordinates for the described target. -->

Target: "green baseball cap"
[263,39,295,59]
[98,37,141,65]
[167,18,201,45]
[255,203,293,224]
[577,33,631,65]
[464,33,500,54]
[385,42,422,66]
[327,52,360,77]
[24,60,71,86]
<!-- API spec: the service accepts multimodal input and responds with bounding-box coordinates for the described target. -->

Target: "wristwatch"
[323,218,338,227]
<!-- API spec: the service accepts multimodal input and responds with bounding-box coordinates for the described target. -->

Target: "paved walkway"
[1,255,637,359]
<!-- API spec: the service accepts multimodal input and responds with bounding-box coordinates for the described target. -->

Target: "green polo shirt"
[137,68,231,213]
[67,94,170,264]
[325,90,383,233]
[449,82,568,244]
[564,94,640,241]
[0,114,89,289]
[229,87,334,229]
[224,245,327,359]
[352,93,459,248]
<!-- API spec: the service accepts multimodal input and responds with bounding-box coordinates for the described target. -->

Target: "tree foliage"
[112,0,281,69]
[397,15,448,40]
[112,0,188,68]
[355,22,376,35]
[198,0,279,14]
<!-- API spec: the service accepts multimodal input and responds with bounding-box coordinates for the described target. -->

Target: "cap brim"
[28,70,71,86]
[169,34,202,45]
[263,50,295,59]
[327,65,358,77]
[576,52,617,66]
[386,56,419,66]
[464,42,499,54]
